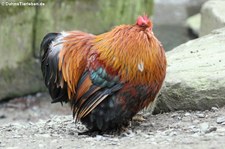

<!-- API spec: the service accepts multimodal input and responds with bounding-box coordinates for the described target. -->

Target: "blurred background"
[0,0,207,123]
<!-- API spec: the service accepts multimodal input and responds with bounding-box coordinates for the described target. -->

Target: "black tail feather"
[40,32,68,104]
[40,33,60,72]
[41,33,59,53]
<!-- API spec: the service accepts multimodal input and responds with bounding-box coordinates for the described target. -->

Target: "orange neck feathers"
[58,31,94,98]
[93,24,167,85]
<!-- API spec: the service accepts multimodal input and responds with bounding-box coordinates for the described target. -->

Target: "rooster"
[41,15,167,133]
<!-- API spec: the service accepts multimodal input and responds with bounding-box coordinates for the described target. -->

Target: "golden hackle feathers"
[93,25,166,85]
[58,31,94,99]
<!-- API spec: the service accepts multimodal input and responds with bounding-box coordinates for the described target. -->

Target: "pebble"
[216,116,225,124]
[189,126,200,133]
[193,119,200,124]
[177,116,182,120]
[184,112,191,116]
[199,123,217,134]
[147,132,155,135]
[196,113,205,118]
[169,131,177,136]
[68,131,75,135]
[199,122,209,133]
[0,115,6,119]
[205,127,217,134]
[95,135,105,141]
[211,107,219,112]
[0,142,5,147]
[171,113,179,118]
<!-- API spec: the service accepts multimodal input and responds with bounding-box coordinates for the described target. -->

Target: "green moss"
[96,0,154,31]
[1,67,15,83]
[0,7,23,17]
[0,0,37,17]
[0,58,45,99]
[0,7,35,68]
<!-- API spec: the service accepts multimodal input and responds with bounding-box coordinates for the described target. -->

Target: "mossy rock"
[0,59,45,100]
[0,4,34,68]
[0,3,45,101]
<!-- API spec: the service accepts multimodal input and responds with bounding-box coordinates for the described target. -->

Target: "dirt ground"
[0,93,225,149]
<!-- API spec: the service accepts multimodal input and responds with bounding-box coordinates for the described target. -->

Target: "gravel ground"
[0,93,225,149]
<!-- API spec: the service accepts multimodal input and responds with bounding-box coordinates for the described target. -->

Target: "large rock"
[0,7,32,68]
[0,59,45,100]
[153,0,208,25]
[186,13,201,37]
[153,27,225,114]
[200,0,225,36]
[0,5,46,100]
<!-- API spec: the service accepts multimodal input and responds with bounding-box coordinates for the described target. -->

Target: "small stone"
[200,122,209,133]
[186,13,201,36]
[193,120,200,124]
[147,132,154,135]
[211,107,219,112]
[196,113,205,118]
[0,115,6,119]
[68,131,75,135]
[189,125,199,133]
[171,113,178,118]
[177,116,182,120]
[37,133,51,138]
[95,135,104,141]
[184,112,191,116]
[169,131,177,136]
[205,127,217,134]
[216,116,225,124]
[109,141,118,145]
